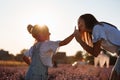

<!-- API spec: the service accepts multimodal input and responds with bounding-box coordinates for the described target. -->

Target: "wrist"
[72,33,75,36]
[70,33,74,38]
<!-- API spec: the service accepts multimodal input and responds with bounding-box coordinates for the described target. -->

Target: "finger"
[75,26,77,30]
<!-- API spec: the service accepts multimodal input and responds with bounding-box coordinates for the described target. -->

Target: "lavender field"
[0,64,113,80]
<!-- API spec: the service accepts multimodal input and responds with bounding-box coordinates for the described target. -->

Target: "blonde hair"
[27,24,49,38]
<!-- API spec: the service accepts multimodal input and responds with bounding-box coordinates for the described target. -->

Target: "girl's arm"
[59,33,74,46]
[75,30,102,57]
[23,56,31,65]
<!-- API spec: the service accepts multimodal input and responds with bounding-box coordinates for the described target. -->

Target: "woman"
[74,13,120,80]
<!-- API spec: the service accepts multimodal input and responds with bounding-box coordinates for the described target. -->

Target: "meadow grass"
[0,60,27,67]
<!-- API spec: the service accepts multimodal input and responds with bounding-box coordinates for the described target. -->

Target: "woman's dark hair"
[78,14,99,30]
[77,14,99,46]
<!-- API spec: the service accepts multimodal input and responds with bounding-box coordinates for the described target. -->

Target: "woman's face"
[78,18,87,32]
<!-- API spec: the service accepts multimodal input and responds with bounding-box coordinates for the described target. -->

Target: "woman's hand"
[74,27,81,43]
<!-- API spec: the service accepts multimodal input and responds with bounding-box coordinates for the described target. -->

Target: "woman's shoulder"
[93,22,115,30]
[100,22,117,29]
[93,24,104,31]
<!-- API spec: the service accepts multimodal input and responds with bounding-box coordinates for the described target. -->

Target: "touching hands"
[74,26,81,43]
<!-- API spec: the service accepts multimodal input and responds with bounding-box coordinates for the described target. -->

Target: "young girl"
[23,24,75,80]
[74,13,120,80]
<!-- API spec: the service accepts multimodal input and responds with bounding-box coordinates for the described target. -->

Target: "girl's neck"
[37,39,49,42]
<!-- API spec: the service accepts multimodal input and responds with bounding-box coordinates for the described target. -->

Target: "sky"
[0,0,120,56]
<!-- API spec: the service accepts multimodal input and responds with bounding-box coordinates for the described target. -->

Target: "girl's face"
[43,32,51,41]
[78,18,87,32]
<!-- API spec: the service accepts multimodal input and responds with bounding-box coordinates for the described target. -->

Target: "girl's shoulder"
[45,40,60,43]
[40,40,60,46]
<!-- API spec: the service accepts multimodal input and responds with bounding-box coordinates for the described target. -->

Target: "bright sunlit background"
[0,0,120,56]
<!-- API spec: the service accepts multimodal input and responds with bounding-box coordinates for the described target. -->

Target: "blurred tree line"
[0,49,117,65]
[73,51,117,65]
[0,49,27,62]
[53,51,117,66]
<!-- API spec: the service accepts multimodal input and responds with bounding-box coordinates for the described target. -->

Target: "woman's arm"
[75,30,102,57]
[23,56,31,65]
[59,33,74,46]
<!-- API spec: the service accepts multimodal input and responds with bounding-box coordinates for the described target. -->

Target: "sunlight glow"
[0,0,120,56]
